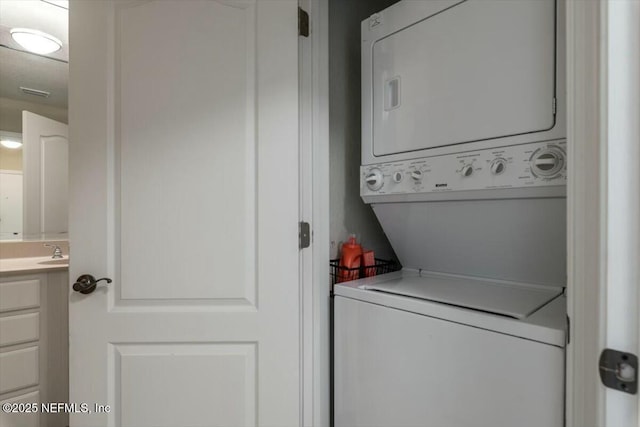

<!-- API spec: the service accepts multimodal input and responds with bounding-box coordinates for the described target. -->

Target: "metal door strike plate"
[599,348,637,394]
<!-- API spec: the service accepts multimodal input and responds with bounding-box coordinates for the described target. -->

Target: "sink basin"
[38,258,69,266]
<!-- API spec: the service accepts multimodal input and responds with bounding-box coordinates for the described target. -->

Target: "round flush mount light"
[0,139,23,149]
[10,28,62,55]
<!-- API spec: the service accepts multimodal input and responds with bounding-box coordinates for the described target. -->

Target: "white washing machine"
[334,272,566,427]
[334,0,567,426]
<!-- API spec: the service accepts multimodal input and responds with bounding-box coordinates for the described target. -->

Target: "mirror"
[0,0,68,241]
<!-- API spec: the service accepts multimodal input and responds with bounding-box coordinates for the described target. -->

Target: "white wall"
[329,0,399,260]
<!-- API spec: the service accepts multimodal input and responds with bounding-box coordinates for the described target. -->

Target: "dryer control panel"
[361,140,566,200]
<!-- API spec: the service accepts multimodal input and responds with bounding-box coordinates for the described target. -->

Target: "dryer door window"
[372,0,556,157]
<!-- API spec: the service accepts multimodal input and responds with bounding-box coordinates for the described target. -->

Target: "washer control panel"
[361,140,566,196]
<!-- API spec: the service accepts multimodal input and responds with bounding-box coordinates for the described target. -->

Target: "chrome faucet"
[44,244,63,259]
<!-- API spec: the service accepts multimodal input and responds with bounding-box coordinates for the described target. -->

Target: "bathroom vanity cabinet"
[0,270,69,427]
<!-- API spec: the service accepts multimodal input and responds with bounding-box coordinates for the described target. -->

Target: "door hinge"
[599,348,638,394]
[299,7,310,37]
[552,97,557,115]
[299,221,311,249]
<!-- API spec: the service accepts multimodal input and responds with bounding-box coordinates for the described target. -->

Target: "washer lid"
[362,274,563,319]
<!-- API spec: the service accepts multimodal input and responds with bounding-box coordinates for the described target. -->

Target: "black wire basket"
[330,258,399,288]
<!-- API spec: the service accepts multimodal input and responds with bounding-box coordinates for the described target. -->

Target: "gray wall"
[373,198,567,286]
[329,0,399,260]
[0,97,68,132]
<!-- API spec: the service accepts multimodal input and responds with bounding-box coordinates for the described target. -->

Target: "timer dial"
[530,146,565,179]
[365,168,384,191]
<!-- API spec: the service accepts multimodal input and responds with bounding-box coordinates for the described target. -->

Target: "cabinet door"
[0,347,39,394]
[0,313,39,347]
[0,391,40,427]
[0,279,40,313]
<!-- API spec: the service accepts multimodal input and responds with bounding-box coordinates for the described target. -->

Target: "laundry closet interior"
[328,0,568,426]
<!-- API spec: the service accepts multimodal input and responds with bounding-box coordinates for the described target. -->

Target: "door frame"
[299,0,330,426]
[309,0,640,426]
[566,0,640,425]
[565,0,606,423]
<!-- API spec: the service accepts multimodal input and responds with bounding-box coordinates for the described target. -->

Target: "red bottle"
[339,234,363,282]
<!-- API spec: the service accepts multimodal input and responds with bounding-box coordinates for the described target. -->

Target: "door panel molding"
[111,0,258,307]
[109,342,257,426]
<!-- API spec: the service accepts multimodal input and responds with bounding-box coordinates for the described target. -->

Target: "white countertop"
[0,256,69,275]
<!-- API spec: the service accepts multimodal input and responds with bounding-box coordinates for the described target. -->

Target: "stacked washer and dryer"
[333,1,567,426]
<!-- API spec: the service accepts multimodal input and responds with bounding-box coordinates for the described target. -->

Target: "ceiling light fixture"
[10,28,62,55]
[0,139,23,150]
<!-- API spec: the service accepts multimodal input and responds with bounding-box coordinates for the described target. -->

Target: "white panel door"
[0,171,22,239]
[22,111,69,239]
[68,1,300,426]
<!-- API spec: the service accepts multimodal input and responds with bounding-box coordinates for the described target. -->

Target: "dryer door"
[371,0,556,157]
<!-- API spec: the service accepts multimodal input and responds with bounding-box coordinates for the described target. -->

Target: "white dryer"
[334,0,567,426]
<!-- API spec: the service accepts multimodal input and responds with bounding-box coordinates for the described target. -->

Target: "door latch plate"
[299,221,311,249]
[599,348,638,394]
[298,7,310,37]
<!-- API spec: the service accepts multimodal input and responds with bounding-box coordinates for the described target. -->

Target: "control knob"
[461,164,474,177]
[365,168,384,191]
[490,158,507,175]
[393,171,403,183]
[410,170,423,182]
[530,145,565,179]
